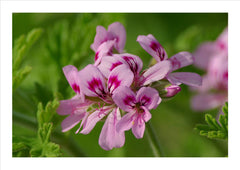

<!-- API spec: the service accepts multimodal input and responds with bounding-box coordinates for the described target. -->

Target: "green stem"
[146,121,165,157]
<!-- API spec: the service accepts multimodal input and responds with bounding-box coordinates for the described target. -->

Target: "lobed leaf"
[13,28,43,91]
[195,102,228,140]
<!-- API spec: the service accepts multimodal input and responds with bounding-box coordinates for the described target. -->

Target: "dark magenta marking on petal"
[72,83,80,94]
[140,96,151,106]
[223,71,228,80]
[100,38,108,46]
[218,41,226,50]
[88,78,107,98]
[150,41,160,51]
[123,56,138,74]
[123,95,136,107]
[108,75,121,92]
[150,41,165,61]
[110,61,123,71]
[95,51,100,61]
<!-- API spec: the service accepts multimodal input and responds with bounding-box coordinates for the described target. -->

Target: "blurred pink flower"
[191,27,228,111]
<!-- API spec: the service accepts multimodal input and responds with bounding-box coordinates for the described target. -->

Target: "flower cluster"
[191,27,228,112]
[57,22,202,150]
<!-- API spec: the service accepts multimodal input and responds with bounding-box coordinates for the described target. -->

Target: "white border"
[1,1,240,170]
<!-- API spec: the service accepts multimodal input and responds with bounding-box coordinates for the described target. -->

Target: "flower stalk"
[146,121,165,157]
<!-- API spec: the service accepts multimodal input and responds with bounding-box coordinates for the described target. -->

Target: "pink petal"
[116,111,135,133]
[119,53,143,75]
[78,64,107,98]
[193,42,221,70]
[80,109,108,134]
[142,60,171,85]
[63,65,81,95]
[90,26,108,52]
[108,22,126,53]
[61,114,85,132]
[57,96,84,115]
[94,40,115,66]
[207,54,228,90]
[169,51,193,71]
[112,86,136,112]
[167,72,202,87]
[98,108,125,150]
[137,34,168,62]
[136,87,161,110]
[216,27,228,51]
[191,74,212,92]
[75,112,89,134]
[141,106,152,122]
[98,55,124,78]
[108,65,134,94]
[191,93,227,111]
[132,116,145,139]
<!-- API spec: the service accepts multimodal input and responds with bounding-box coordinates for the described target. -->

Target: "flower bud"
[152,80,181,98]
[162,85,181,98]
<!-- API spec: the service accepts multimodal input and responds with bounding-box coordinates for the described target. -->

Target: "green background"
[12,13,228,157]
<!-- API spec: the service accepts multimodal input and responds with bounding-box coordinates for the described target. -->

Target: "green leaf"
[30,123,61,157]
[205,114,221,130]
[36,98,59,128]
[13,65,32,90]
[195,102,228,140]
[13,95,62,157]
[12,28,43,91]
[26,28,43,46]
[38,123,53,143]
[13,28,43,70]
[195,124,212,131]
[222,102,228,115]
[12,136,32,157]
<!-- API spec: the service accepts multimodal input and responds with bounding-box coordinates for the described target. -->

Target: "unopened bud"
[162,85,181,98]
[152,80,181,98]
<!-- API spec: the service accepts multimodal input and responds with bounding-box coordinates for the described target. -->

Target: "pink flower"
[58,63,133,150]
[191,27,228,111]
[113,86,161,138]
[193,28,228,70]
[91,22,126,54]
[137,34,202,87]
[57,22,203,150]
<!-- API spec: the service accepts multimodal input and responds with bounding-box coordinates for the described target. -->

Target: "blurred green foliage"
[12,28,43,90]
[12,13,228,157]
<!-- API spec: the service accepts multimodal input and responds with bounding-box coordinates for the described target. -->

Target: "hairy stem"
[146,121,165,157]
